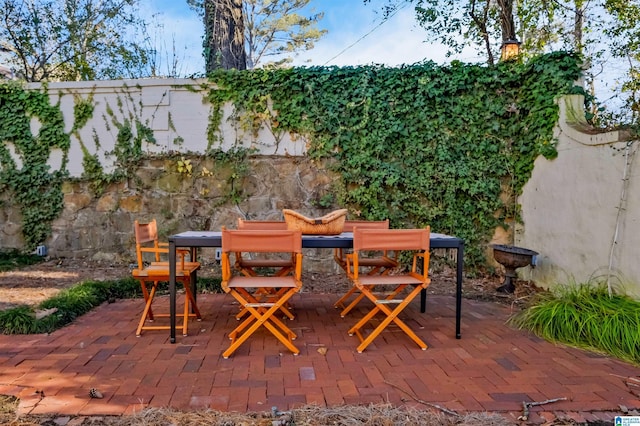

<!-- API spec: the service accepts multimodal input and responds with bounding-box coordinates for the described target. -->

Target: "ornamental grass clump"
[509,283,640,365]
[0,276,222,335]
[0,278,141,334]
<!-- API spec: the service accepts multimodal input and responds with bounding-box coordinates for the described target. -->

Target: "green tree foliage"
[189,0,326,69]
[243,0,327,68]
[602,0,640,123]
[0,0,154,81]
[365,0,640,124]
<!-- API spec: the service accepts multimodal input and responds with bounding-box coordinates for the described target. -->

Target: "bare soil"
[0,257,541,311]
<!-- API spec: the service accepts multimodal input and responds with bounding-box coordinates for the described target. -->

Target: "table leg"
[169,240,177,344]
[190,247,198,305]
[420,244,464,340]
[455,243,464,339]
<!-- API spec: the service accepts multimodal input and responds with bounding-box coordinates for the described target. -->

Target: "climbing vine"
[0,82,70,250]
[206,52,584,267]
[0,52,584,267]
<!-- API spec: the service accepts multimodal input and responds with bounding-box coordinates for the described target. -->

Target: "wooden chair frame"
[346,227,431,353]
[221,228,303,358]
[333,219,399,316]
[132,219,202,336]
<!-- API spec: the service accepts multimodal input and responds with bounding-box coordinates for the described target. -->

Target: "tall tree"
[189,0,326,69]
[0,0,153,82]
[203,0,246,71]
[601,0,640,122]
[366,0,640,122]
[243,0,326,69]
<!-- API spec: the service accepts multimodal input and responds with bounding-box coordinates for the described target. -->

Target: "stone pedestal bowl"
[492,244,538,293]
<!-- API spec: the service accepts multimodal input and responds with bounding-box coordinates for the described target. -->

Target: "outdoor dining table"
[168,231,464,344]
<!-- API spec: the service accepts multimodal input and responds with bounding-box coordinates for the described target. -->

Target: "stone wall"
[1,155,342,273]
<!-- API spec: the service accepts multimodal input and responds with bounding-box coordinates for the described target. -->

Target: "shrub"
[509,283,640,365]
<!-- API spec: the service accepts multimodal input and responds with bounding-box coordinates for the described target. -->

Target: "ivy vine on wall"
[0,82,70,250]
[0,52,583,267]
[206,52,583,267]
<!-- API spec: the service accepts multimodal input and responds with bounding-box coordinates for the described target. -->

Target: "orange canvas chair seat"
[221,228,303,358]
[333,219,399,317]
[346,227,431,353]
[132,219,202,337]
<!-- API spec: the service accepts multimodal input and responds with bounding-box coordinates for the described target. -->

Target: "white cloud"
[141,0,480,74]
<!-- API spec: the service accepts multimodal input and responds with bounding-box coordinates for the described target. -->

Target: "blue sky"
[137,0,621,110]
[139,0,480,76]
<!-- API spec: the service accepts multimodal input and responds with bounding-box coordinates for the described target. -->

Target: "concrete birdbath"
[492,244,538,293]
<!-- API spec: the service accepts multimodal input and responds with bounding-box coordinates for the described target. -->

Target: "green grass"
[0,276,222,335]
[0,250,223,334]
[509,283,640,365]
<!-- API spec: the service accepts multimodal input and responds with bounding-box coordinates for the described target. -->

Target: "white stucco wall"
[25,78,308,178]
[518,95,640,295]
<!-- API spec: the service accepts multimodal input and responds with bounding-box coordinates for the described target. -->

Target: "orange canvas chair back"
[347,226,431,353]
[220,229,303,358]
[231,220,295,277]
[342,219,389,233]
[335,219,392,271]
[134,219,163,267]
[352,226,429,256]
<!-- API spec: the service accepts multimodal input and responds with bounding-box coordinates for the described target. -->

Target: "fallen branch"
[519,397,567,421]
[384,380,459,416]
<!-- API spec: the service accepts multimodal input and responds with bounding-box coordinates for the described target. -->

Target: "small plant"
[177,157,193,176]
[0,275,222,334]
[509,282,640,365]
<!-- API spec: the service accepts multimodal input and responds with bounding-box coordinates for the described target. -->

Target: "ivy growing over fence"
[206,52,584,267]
[0,82,70,250]
[0,52,583,266]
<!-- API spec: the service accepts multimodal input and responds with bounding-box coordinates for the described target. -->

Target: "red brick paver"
[0,293,638,424]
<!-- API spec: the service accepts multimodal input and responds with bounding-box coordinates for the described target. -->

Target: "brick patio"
[0,292,638,424]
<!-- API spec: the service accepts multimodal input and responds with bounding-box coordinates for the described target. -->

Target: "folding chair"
[132,219,202,337]
[220,228,303,358]
[346,227,431,353]
[233,219,296,321]
[333,219,399,317]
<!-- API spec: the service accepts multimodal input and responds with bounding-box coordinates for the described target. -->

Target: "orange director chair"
[333,219,399,317]
[132,219,202,337]
[234,218,295,320]
[346,227,431,353]
[220,228,303,358]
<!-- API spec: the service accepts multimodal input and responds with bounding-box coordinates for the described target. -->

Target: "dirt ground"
[0,256,540,311]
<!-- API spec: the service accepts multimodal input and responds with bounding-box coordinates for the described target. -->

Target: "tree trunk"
[498,0,516,41]
[204,0,246,71]
[573,4,584,52]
